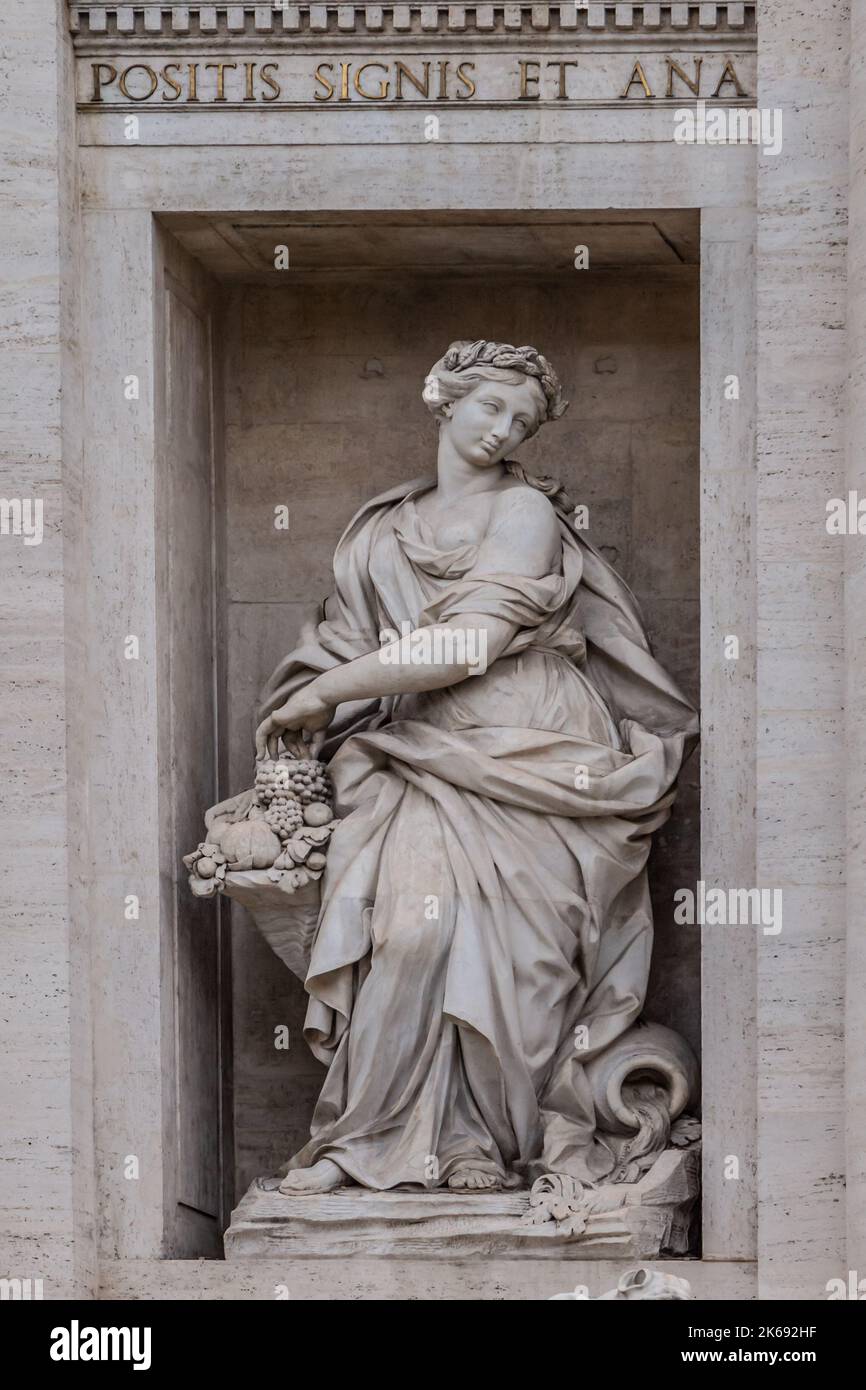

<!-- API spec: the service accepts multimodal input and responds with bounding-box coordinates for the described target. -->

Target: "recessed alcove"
[155,209,700,1247]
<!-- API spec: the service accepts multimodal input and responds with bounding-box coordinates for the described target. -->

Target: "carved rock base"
[225,1145,699,1260]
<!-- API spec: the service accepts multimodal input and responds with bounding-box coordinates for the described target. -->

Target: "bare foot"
[279,1158,347,1195]
[447,1168,502,1192]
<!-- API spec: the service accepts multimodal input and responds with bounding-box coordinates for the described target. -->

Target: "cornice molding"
[68,3,757,41]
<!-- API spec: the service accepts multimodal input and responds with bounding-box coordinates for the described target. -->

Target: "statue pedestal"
[224,1145,699,1260]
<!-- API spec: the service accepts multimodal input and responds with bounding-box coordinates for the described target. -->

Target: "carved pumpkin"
[219,819,282,870]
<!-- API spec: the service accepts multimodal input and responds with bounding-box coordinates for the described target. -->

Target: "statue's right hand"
[255,686,335,761]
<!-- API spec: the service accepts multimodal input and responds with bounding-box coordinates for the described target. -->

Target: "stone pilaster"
[845,0,866,1285]
[0,0,94,1298]
[755,0,849,1300]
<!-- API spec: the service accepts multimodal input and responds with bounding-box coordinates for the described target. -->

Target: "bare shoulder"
[490,484,559,540]
[477,483,561,576]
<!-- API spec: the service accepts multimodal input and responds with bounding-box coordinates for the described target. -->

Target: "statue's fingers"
[309,729,327,760]
[267,730,281,760]
[255,719,272,760]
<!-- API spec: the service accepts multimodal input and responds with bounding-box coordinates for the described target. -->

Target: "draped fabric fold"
[257,465,698,1188]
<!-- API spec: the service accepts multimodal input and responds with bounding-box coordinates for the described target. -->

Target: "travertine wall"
[846,0,866,1281]
[756,0,849,1299]
[0,0,94,1298]
[222,268,701,1195]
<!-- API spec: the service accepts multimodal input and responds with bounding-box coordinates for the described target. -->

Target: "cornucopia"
[183,753,340,981]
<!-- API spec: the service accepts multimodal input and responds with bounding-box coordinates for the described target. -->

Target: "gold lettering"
[546,60,579,100]
[340,61,351,102]
[118,64,158,101]
[619,60,654,99]
[437,60,449,100]
[90,63,117,102]
[205,62,237,102]
[244,61,256,102]
[519,60,540,101]
[395,61,430,100]
[456,62,476,100]
[188,62,199,102]
[313,62,335,101]
[665,57,702,97]
[260,62,281,101]
[161,63,182,102]
[713,60,747,98]
[354,63,390,101]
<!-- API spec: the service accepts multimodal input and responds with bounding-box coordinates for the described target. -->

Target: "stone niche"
[157,208,700,1246]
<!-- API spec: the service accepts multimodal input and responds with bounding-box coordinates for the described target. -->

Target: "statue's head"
[423,339,568,468]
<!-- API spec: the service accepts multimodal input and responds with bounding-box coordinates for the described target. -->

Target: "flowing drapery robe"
[257,466,699,1188]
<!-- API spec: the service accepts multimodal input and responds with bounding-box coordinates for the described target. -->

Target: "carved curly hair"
[422,339,569,430]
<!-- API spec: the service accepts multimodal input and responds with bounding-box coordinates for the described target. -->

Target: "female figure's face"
[441,376,545,468]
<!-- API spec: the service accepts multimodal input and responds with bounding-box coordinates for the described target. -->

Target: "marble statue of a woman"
[253,339,699,1197]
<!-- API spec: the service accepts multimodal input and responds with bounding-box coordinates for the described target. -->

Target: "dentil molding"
[68,3,757,41]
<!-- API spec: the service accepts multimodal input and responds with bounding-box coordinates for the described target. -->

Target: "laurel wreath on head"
[440,338,569,421]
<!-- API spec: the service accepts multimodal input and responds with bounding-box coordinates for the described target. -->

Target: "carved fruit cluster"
[255,757,333,809]
[263,797,304,838]
[254,756,334,844]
